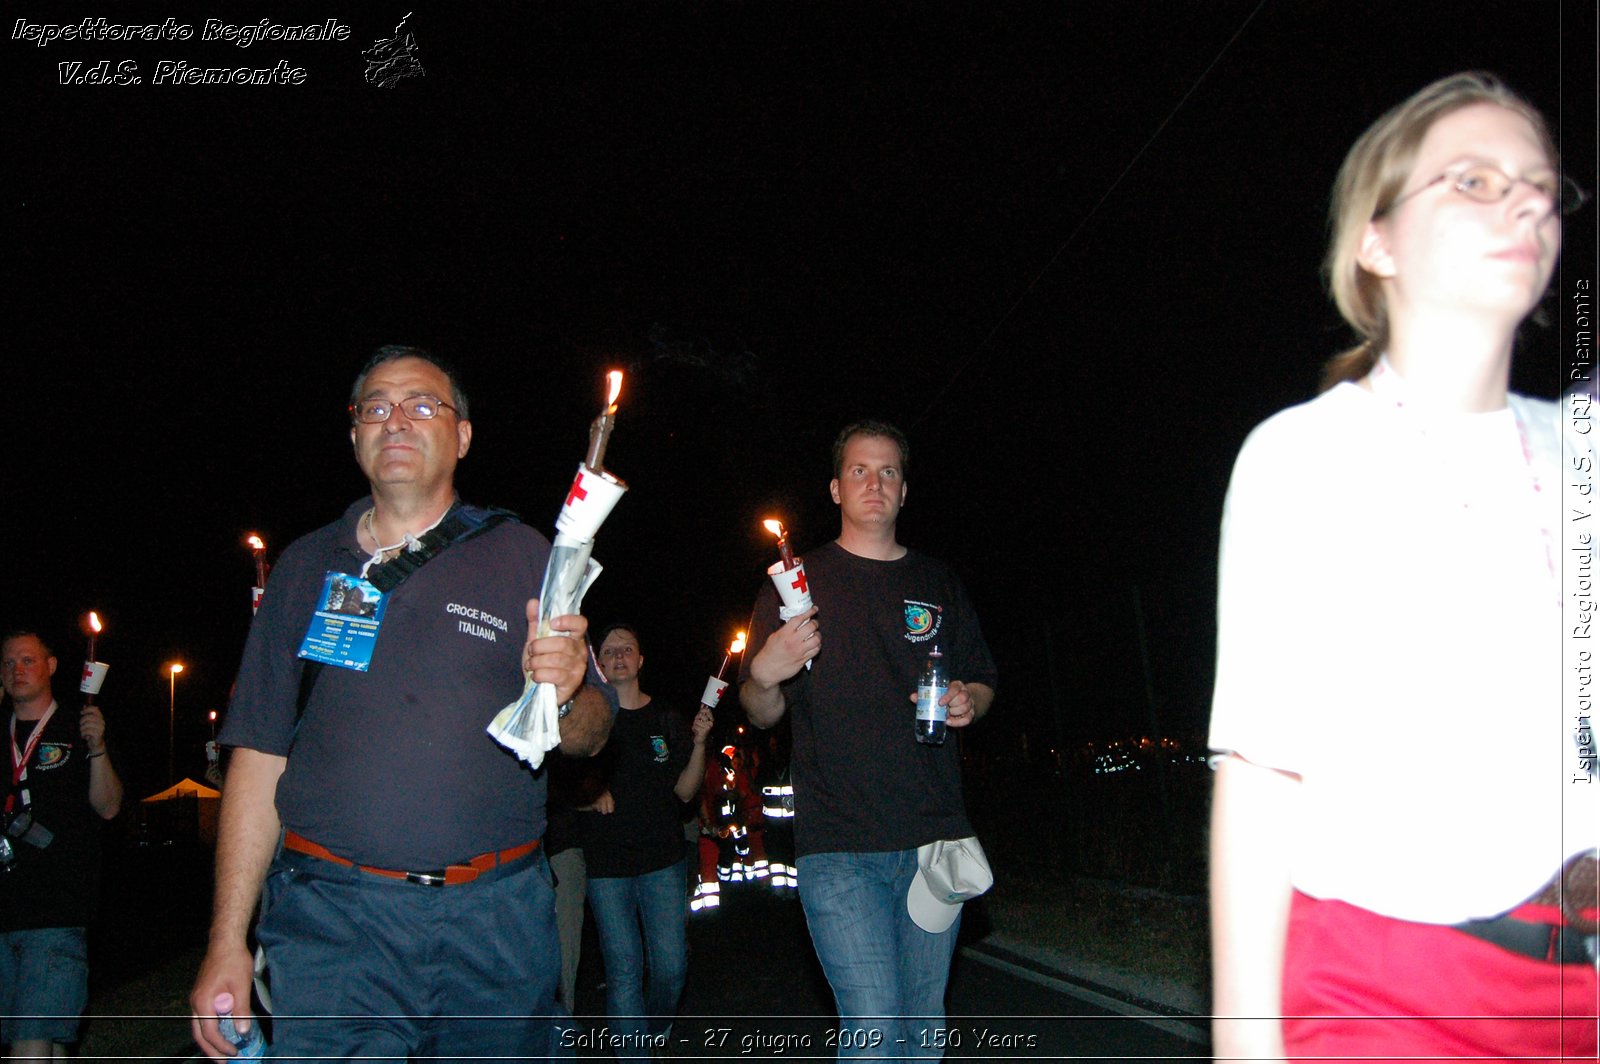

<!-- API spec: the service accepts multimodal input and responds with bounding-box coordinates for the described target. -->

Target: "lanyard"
[7,702,57,812]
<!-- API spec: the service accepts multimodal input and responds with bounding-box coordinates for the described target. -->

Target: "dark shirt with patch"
[579,701,690,878]
[222,497,616,870]
[741,542,997,857]
[1,708,103,931]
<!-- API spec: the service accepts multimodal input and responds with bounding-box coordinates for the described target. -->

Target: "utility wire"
[913,0,1271,426]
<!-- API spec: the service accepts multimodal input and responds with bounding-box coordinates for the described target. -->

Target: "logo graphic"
[904,600,943,643]
[651,736,669,763]
[364,12,425,88]
[34,743,71,770]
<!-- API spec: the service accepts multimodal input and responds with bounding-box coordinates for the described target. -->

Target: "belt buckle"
[406,870,446,887]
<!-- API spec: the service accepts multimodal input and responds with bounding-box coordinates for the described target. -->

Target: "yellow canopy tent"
[140,778,220,846]
[141,778,220,803]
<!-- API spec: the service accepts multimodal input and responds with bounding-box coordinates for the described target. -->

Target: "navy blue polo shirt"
[223,498,614,869]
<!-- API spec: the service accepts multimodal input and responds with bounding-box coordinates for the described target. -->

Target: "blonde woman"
[1209,72,1594,1061]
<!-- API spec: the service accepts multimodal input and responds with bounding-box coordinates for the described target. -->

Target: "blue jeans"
[0,926,88,1045]
[798,850,962,1060]
[257,847,565,1061]
[585,859,688,1058]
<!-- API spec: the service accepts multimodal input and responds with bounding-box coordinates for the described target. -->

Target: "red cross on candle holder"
[565,472,589,508]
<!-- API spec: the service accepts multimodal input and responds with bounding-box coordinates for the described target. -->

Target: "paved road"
[569,882,1210,1061]
[134,863,1208,1061]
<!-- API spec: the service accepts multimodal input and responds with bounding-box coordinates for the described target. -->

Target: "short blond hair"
[1320,73,1558,391]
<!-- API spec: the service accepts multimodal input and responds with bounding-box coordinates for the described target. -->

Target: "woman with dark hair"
[1209,72,1595,1061]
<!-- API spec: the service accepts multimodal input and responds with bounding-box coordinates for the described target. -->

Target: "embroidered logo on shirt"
[651,736,669,763]
[904,600,943,643]
[33,743,70,770]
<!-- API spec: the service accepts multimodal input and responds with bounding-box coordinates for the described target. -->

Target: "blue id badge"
[297,572,390,671]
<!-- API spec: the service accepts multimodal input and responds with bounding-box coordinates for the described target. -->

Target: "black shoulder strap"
[364,505,519,593]
[294,504,521,722]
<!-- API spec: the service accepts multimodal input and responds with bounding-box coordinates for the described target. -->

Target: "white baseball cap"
[906,836,993,933]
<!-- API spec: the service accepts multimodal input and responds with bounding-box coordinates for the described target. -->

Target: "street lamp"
[168,662,184,785]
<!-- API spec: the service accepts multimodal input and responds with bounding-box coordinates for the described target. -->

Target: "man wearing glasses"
[189,345,616,1061]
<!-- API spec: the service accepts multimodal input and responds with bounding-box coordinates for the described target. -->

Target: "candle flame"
[729,631,747,655]
[246,533,265,551]
[762,519,786,539]
[605,370,623,411]
[88,612,102,634]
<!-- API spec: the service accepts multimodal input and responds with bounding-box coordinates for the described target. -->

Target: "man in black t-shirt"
[1,629,124,1058]
[582,624,711,1055]
[740,420,997,1060]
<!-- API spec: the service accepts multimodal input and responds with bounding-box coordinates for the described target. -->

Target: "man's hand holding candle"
[80,703,109,753]
[746,605,821,691]
[519,598,611,757]
[521,598,590,706]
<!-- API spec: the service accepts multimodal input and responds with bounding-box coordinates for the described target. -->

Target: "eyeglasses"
[349,395,459,424]
[1380,164,1590,218]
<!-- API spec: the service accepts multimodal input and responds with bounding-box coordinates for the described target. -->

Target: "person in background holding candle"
[1209,73,1596,1061]
[580,623,712,1058]
[1,628,124,1062]
[189,346,618,1062]
[739,420,997,1059]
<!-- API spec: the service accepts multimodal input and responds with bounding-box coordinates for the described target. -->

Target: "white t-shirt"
[1209,380,1594,924]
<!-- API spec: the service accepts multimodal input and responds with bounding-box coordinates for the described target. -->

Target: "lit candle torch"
[555,370,630,544]
[584,370,624,472]
[763,518,797,571]
[702,630,748,709]
[246,533,268,614]
[80,612,108,704]
[490,368,632,768]
[762,519,814,667]
[717,631,748,681]
[246,533,267,585]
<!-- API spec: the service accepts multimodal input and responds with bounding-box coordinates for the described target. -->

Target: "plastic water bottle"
[915,645,949,745]
[215,992,266,1059]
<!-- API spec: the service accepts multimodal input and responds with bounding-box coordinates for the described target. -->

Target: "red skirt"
[1282,891,1597,1062]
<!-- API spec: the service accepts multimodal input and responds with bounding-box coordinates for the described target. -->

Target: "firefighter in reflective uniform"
[757,730,797,895]
[691,753,727,914]
[692,744,767,911]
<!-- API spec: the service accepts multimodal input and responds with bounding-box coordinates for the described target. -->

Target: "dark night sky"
[4,1,1595,801]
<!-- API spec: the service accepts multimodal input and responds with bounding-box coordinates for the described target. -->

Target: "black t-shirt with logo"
[1,707,103,931]
[579,701,690,878]
[741,542,998,858]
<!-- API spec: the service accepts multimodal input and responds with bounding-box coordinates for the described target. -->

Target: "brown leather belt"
[283,830,540,887]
